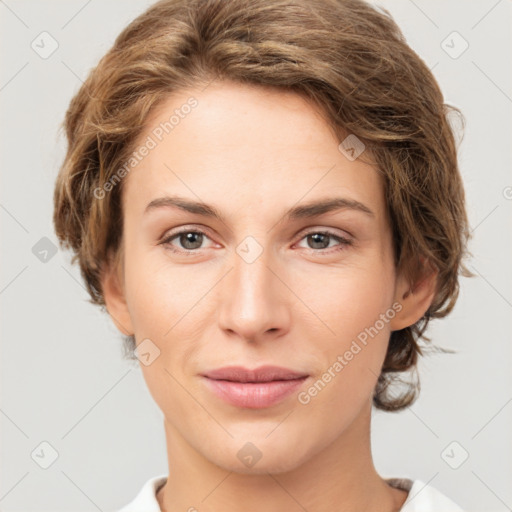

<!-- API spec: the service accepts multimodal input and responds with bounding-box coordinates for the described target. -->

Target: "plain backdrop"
[1,1,511,511]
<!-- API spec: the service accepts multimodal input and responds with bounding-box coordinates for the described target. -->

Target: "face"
[104,80,423,474]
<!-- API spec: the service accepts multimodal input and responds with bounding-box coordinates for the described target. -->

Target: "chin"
[217,452,308,476]
[203,433,315,475]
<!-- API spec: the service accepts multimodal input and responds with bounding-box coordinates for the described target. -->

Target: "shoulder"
[115,474,168,512]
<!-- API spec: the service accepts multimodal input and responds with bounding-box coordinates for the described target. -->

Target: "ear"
[389,258,438,331]
[100,250,134,336]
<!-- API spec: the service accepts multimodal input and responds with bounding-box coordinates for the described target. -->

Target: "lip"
[201,365,309,409]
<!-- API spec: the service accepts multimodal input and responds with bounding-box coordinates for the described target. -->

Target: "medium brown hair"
[53,0,471,411]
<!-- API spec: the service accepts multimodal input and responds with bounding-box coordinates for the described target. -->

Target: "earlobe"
[100,254,134,336]
[389,262,438,332]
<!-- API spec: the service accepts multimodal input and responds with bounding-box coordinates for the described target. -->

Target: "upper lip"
[202,365,309,383]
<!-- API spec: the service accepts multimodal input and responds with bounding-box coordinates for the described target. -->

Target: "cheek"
[124,245,203,336]
[122,252,207,418]
[301,261,396,395]
[306,260,395,339]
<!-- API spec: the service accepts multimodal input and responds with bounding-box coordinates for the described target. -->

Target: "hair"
[53,0,472,411]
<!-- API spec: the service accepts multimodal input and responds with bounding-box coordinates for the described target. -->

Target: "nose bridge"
[217,241,288,340]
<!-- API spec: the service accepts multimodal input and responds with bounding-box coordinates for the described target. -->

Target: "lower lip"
[202,377,308,408]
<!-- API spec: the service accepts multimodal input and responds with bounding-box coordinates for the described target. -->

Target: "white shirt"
[116,474,464,511]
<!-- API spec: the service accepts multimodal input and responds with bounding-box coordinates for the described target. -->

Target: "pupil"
[181,232,202,249]
[309,233,329,249]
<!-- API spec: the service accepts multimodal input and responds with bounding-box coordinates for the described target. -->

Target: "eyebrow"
[144,195,374,222]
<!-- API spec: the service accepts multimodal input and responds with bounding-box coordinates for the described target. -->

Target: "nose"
[217,246,291,343]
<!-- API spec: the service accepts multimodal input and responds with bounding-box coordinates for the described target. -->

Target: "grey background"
[1,0,511,511]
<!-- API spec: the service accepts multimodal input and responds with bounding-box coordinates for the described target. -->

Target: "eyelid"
[159,225,216,247]
[160,224,352,243]
[160,224,214,240]
[293,227,353,251]
[297,225,353,238]
[293,225,355,248]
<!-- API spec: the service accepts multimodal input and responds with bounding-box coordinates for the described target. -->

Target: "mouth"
[201,365,309,409]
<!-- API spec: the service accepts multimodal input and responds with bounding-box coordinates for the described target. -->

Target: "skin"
[101,80,437,512]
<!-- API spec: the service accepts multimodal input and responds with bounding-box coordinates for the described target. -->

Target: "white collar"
[117,474,464,511]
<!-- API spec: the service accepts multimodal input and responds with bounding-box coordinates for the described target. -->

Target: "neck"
[156,403,408,512]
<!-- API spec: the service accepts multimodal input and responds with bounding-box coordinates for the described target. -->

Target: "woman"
[53,0,470,510]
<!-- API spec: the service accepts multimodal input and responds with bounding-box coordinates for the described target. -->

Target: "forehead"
[122,81,384,220]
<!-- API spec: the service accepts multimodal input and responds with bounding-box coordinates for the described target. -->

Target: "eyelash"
[159,227,353,256]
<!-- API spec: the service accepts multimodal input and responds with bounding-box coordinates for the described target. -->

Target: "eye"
[160,227,353,256]
[160,228,213,254]
[295,230,352,253]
